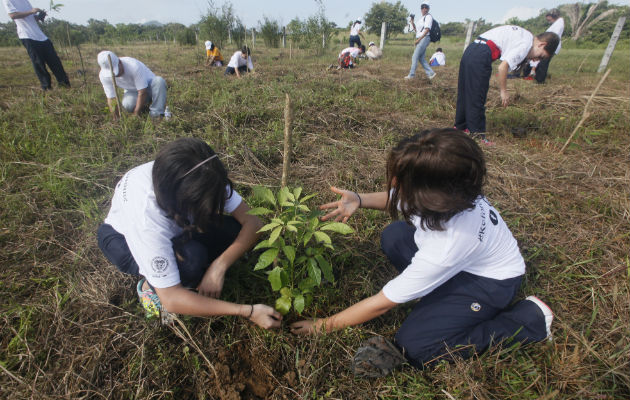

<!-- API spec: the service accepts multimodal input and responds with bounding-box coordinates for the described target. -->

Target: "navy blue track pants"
[97,217,241,288]
[380,221,547,368]
[20,38,70,90]
[454,42,493,134]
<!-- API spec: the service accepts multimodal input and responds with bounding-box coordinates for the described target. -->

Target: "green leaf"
[320,222,354,235]
[253,240,271,250]
[280,287,291,297]
[282,245,296,265]
[315,255,334,283]
[300,193,317,203]
[247,207,273,216]
[293,187,303,200]
[268,267,284,291]
[309,217,319,230]
[275,295,292,315]
[268,226,282,245]
[258,222,280,232]
[253,186,276,206]
[294,294,305,314]
[298,277,315,292]
[285,224,298,233]
[303,231,313,246]
[313,231,332,245]
[254,248,278,270]
[295,255,308,266]
[298,205,310,212]
[307,258,322,285]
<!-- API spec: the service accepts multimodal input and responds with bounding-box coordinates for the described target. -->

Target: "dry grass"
[0,38,629,399]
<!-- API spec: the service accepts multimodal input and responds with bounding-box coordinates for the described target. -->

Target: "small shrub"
[248,186,353,315]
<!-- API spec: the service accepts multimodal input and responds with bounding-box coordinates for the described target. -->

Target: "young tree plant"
[247,186,353,315]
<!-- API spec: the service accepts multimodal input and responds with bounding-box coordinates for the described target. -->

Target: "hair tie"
[182,154,218,177]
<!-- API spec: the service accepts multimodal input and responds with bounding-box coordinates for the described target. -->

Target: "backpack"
[428,15,441,42]
[338,52,353,68]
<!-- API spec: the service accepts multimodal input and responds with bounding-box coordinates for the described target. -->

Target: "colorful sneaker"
[352,336,406,378]
[137,278,161,318]
[526,295,553,341]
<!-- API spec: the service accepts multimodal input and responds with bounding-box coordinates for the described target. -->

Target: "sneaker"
[525,295,553,341]
[404,75,414,80]
[523,76,534,81]
[137,278,162,318]
[480,138,495,146]
[352,336,406,378]
[428,72,436,80]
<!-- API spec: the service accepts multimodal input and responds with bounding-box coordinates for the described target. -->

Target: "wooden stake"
[464,21,474,50]
[597,17,625,73]
[281,93,292,187]
[290,43,292,59]
[107,54,123,119]
[576,54,589,72]
[559,69,610,153]
[379,22,386,50]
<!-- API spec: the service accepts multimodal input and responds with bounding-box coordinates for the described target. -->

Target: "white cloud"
[500,7,540,23]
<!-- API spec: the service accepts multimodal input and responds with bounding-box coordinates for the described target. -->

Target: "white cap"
[97,50,119,76]
[368,41,375,47]
[421,2,430,8]
[356,17,362,23]
[205,40,212,50]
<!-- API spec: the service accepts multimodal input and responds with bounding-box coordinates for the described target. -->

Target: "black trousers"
[454,42,492,134]
[224,65,248,75]
[523,57,550,83]
[20,38,70,90]
[97,217,241,288]
[380,221,547,368]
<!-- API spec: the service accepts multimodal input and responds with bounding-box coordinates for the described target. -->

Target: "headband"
[182,154,218,177]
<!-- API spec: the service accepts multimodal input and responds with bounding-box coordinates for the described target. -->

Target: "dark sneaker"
[352,336,405,378]
[526,296,553,341]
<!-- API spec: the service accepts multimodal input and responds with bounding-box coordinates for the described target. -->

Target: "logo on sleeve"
[471,302,481,312]
[151,256,169,273]
[489,210,498,225]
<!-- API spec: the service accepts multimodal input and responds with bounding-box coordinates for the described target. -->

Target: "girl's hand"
[320,186,360,223]
[249,304,282,329]
[501,89,510,107]
[197,260,227,298]
[289,319,324,335]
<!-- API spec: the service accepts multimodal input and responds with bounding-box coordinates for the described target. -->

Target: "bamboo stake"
[559,68,611,153]
[576,54,589,72]
[281,93,292,187]
[107,54,123,119]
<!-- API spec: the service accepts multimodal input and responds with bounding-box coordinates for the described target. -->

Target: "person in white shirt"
[349,17,365,48]
[97,50,167,119]
[404,3,435,80]
[225,46,254,78]
[429,47,445,66]
[3,0,70,90]
[454,26,559,143]
[337,45,365,69]
[366,41,383,60]
[97,137,282,328]
[290,129,553,375]
[523,9,564,83]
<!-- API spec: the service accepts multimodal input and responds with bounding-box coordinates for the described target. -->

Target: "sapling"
[248,186,353,315]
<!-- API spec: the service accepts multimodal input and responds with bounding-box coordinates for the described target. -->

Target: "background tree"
[561,1,619,40]
[199,1,244,49]
[364,1,408,38]
[258,16,281,48]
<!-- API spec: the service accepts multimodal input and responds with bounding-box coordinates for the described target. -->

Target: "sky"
[1,0,627,28]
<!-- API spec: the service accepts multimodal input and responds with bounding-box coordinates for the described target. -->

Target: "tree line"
[0,1,627,48]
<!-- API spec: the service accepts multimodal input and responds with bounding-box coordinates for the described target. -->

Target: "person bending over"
[225,46,254,78]
[97,137,281,329]
[291,129,553,375]
[205,40,224,67]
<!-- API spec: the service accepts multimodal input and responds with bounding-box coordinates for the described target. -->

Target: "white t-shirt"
[547,17,564,54]
[430,51,446,65]
[481,25,533,71]
[382,197,525,304]
[416,14,433,38]
[104,161,243,288]
[339,47,361,58]
[350,22,361,36]
[3,0,47,41]
[99,57,155,99]
[227,51,254,70]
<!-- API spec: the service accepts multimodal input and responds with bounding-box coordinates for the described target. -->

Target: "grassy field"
[0,32,629,399]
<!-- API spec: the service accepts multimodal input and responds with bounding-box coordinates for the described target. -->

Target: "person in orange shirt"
[205,41,224,67]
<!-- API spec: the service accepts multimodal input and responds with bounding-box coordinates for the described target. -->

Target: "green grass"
[0,36,629,398]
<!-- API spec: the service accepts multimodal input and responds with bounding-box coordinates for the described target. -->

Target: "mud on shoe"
[352,336,406,378]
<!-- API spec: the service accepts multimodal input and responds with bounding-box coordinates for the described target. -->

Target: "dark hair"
[421,3,429,9]
[360,44,366,53]
[436,47,443,52]
[210,43,215,50]
[386,129,486,231]
[536,31,559,56]
[546,9,560,19]
[241,45,251,56]
[152,138,232,234]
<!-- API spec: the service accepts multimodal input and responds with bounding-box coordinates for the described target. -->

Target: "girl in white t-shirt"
[224,46,254,78]
[97,138,281,329]
[291,129,553,375]
[349,18,365,48]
